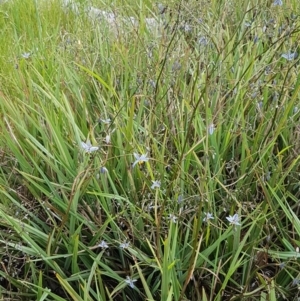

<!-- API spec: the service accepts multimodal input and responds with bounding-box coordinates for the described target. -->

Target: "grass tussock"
[0,0,300,300]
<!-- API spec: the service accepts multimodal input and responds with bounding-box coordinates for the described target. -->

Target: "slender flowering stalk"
[132,152,149,168]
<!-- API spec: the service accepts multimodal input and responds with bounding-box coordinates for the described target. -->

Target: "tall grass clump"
[0,0,300,300]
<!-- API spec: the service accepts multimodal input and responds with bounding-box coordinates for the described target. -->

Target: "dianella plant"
[0,0,299,300]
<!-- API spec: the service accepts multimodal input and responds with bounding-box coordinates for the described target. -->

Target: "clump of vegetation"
[0,0,299,300]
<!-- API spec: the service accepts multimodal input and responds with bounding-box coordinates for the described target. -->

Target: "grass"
[0,0,299,300]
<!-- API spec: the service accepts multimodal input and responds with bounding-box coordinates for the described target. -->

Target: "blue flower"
[81,140,99,153]
[98,240,109,249]
[21,52,31,59]
[99,118,111,124]
[125,276,137,288]
[132,152,149,168]
[105,134,111,144]
[151,180,161,189]
[226,213,241,226]
[177,195,183,203]
[120,241,130,249]
[203,212,214,222]
[272,0,283,6]
[198,36,208,46]
[169,214,178,223]
[100,167,108,174]
[208,123,215,135]
[281,51,297,61]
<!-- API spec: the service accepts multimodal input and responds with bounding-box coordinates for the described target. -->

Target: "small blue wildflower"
[265,66,272,75]
[125,276,137,288]
[251,92,258,99]
[208,123,215,135]
[151,180,161,189]
[120,241,130,249]
[281,51,298,61]
[273,0,283,6]
[198,36,208,46]
[262,171,271,182]
[181,24,192,33]
[172,61,181,72]
[148,80,156,89]
[257,101,263,110]
[169,214,178,223]
[81,140,99,153]
[226,213,241,226]
[157,3,166,14]
[99,118,111,124]
[21,52,31,59]
[105,134,111,144]
[100,167,108,174]
[132,152,149,168]
[177,195,183,204]
[144,99,151,107]
[98,240,109,249]
[203,212,214,222]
